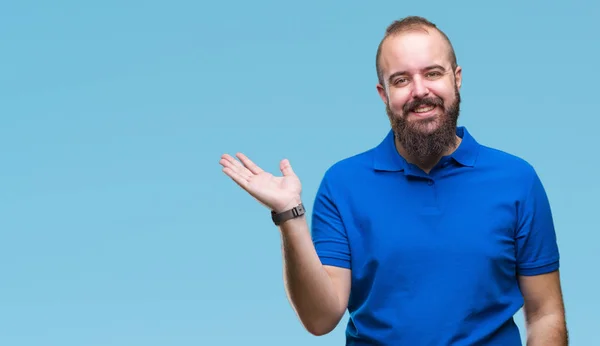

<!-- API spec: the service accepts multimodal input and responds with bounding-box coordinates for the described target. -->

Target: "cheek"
[430,84,455,103]
[387,92,409,111]
[440,90,457,107]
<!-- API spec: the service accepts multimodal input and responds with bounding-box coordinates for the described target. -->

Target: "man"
[219,16,567,345]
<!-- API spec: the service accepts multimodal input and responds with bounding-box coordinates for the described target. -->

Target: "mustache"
[403,97,444,113]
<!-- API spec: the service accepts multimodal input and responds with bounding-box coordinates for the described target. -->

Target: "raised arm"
[219,153,350,335]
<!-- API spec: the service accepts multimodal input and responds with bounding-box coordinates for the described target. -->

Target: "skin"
[220,27,567,344]
[219,153,350,335]
[376,29,463,173]
[519,271,568,345]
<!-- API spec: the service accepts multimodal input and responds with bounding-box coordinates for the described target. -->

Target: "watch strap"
[271,203,305,225]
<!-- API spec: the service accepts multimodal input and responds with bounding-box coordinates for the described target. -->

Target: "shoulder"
[475,143,546,200]
[314,145,379,200]
[477,143,538,178]
[328,149,374,174]
[322,147,377,182]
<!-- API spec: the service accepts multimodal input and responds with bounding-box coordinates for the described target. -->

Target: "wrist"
[271,198,305,226]
[277,213,307,229]
[274,196,302,213]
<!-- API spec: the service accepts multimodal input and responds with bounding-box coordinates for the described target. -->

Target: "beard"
[386,87,461,164]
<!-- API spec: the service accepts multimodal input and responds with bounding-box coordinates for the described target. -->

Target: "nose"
[411,77,429,98]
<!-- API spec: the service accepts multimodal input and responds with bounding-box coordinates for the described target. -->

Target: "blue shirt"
[311,126,560,345]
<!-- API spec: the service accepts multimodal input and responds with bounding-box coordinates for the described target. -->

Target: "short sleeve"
[311,171,351,269]
[515,168,560,276]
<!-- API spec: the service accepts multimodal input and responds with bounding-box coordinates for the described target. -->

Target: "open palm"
[220,153,302,213]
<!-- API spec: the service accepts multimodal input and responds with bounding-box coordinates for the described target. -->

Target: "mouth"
[410,105,437,117]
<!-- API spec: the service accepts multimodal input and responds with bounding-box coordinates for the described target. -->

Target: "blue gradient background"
[1,1,598,345]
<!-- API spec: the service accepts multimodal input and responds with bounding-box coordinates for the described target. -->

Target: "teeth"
[414,105,434,113]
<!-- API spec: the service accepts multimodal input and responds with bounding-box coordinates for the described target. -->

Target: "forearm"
[279,216,343,335]
[526,313,568,346]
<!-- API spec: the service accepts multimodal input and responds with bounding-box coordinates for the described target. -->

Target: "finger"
[236,153,264,175]
[220,159,251,181]
[222,166,249,189]
[221,154,252,179]
[280,159,295,177]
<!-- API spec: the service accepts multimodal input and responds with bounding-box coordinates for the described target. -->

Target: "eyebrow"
[387,64,447,82]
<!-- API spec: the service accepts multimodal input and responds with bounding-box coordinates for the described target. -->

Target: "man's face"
[377,29,462,161]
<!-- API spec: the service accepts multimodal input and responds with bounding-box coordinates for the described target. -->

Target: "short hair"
[375,16,458,86]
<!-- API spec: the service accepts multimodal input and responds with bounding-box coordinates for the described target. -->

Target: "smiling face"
[376,28,462,162]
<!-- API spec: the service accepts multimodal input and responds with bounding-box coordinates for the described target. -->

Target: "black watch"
[271,203,305,226]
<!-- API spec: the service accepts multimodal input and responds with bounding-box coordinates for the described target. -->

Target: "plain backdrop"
[1,0,598,345]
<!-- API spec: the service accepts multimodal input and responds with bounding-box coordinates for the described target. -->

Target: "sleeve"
[310,170,351,269]
[515,168,560,276]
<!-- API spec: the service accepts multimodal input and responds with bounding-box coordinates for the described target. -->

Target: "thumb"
[280,159,295,177]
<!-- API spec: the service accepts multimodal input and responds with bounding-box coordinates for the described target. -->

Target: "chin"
[407,115,442,133]
[415,124,441,135]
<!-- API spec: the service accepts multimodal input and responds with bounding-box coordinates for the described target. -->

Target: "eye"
[393,77,408,85]
[426,71,443,78]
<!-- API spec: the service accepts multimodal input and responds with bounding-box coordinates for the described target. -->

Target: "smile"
[410,105,437,117]
[413,105,435,113]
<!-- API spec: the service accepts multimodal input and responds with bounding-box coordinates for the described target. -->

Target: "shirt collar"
[451,126,479,167]
[372,126,480,172]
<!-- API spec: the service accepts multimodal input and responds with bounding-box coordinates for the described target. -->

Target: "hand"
[220,153,302,213]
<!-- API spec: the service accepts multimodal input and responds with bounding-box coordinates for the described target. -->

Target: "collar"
[372,126,480,172]
[451,126,479,167]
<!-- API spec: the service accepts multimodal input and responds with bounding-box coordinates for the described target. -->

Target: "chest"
[345,175,519,276]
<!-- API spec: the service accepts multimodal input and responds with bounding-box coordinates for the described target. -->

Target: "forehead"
[380,29,451,75]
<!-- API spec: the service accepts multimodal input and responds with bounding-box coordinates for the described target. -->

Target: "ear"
[376,83,388,104]
[454,66,462,89]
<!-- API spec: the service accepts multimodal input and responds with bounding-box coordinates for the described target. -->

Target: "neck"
[394,135,461,174]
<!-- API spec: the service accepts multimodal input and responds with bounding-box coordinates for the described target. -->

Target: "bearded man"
[220,16,568,346]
